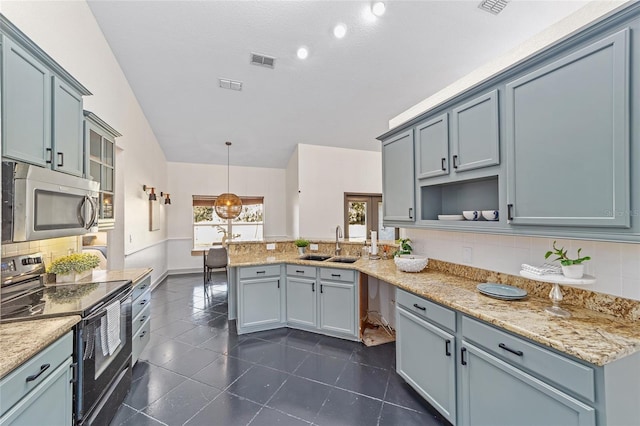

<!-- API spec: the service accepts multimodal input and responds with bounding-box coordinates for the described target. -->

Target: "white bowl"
[462,210,479,221]
[482,210,499,221]
[394,255,428,273]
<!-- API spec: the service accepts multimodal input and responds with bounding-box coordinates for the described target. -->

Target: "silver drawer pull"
[413,303,426,311]
[26,364,50,382]
[499,343,523,357]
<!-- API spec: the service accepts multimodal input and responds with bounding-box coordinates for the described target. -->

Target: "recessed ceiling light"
[297,47,309,60]
[333,23,347,39]
[372,1,386,17]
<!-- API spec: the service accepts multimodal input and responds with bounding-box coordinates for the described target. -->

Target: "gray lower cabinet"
[237,265,284,334]
[459,341,595,426]
[396,306,456,424]
[132,273,151,366]
[318,280,356,336]
[0,331,73,426]
[506,28,630,228]
[286,276,317,328]
[382,129,415,223]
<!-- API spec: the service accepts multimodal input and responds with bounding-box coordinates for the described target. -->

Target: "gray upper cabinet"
[1,16,91,176]
[416,114,449,179]
[53,77,84,176]
[382,129,415,222]
[506,29,630,228]
[1,37,51,167]
[451,89,500,173]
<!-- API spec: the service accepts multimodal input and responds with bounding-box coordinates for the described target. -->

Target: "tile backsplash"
[1,236,82,268]
[404,229,640,301]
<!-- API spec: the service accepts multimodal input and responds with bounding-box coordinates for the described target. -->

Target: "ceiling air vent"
[250,52,276,69]
[219,78,243,91]
[478,0,509,15]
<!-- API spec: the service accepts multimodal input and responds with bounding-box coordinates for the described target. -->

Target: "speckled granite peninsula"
[227,241,640,366]
[0,316,80,379]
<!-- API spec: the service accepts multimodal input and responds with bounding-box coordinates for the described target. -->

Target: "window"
[344,193,398,241]
[192,195,264,247]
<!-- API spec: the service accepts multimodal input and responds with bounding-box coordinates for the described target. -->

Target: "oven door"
[76,287,132,423]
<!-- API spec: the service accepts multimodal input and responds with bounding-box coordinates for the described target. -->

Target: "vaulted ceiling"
[87,0,588,168]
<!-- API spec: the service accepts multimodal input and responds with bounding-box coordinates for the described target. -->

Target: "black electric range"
[0,252,130,322]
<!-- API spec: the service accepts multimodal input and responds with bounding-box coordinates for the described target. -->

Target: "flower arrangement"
[544,241,591,266]
[47,253,100,275]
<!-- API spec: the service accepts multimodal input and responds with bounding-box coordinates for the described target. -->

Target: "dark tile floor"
[110,272,448,426]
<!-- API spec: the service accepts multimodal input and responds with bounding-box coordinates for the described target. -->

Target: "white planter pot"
[297,247,306,255]
[561,264,585,279]
[55,269,92,284]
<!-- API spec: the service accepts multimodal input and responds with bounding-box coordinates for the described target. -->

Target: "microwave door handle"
[86,196,98,229]
[83,288,133,322]
[78,197,88,228]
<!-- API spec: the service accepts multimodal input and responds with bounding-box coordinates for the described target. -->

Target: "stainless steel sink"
[299,254,332,261]
[327,257,359,264]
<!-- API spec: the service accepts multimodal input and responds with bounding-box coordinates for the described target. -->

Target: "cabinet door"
[382,129,415,222]
[416,114,449,179]
[0,357,73,426]
[451,89,499,172]
[396,308,456,424]
[239,277,282,329]
[506,29,630,227]
[53,77,84,176]
[459,341,595,426]
[318,280,356,336]
[286,277,316,328]
[1,37,51,167]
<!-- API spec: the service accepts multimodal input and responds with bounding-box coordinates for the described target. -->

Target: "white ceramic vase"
[55,269,92,284]
[561,264,584,279]
[298,247,306,255]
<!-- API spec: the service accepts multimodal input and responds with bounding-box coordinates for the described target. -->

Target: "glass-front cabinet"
[84,111,121,230]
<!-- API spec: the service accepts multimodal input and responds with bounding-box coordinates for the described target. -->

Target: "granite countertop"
[229,253,640,366]
[0,316,80,379]
[73,267,153,285]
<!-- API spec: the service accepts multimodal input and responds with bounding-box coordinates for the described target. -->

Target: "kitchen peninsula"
[227,240,640,425]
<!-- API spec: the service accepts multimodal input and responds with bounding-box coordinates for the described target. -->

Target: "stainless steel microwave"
[2,161,100,243]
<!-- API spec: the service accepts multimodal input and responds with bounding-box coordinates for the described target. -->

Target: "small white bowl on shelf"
[462,210,479,221]
[482,210,499,221]
[394,255,428,273]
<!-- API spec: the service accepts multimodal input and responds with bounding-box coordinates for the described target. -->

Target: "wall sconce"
[160,192,171,205]
[142,185,157,201]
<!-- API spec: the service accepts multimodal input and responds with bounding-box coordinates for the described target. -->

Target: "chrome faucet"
[335,225,343,256]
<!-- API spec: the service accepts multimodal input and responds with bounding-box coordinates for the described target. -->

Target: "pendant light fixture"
[214,141,243,219]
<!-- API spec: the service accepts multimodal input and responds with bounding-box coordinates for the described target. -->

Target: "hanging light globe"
[215,193,242,219]
[214,141,242,220]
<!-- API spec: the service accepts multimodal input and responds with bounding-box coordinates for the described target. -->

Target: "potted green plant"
[47,253,100,283]
[295,239,310,255]
[394,238,412,257]
[544,241,591,279]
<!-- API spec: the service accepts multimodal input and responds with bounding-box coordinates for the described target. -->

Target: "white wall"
[286,146,300,238]
[165,161,286,274]
[297,144,382,239]
[2,1,169,285]
[404,228,640,301]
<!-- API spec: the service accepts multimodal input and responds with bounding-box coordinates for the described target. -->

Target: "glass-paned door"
[344,193,398,241]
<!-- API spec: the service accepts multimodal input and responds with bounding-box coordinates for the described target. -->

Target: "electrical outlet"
[266,243,276,250]
[463,246,473,264]
[310,243,318,251]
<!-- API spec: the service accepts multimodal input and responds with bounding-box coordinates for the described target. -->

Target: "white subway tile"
[619,243,640,279]
[591,273,622,297]
[621,277,640,301]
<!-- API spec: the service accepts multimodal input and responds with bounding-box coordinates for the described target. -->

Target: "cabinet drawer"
[132,316,151,366]
[132,274,151,301]
[319,268,355,283]
[396,289,456,332]
[0,331,72,415]
[286,265,316,277]
[133,302,151,335]
[239,265,280,279]
[132,289,151,320]
[462,316,595,402]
